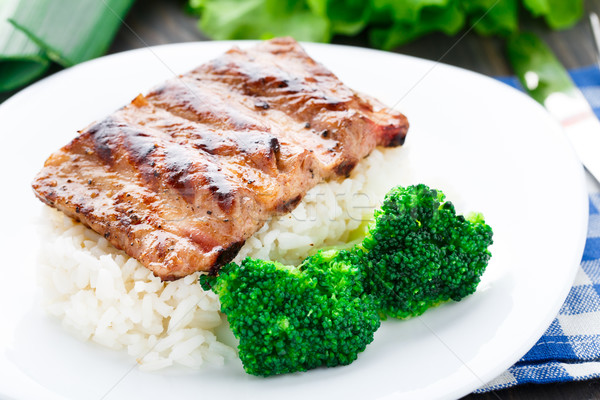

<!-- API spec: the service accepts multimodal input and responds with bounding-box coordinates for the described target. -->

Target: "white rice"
[37,147,405,370]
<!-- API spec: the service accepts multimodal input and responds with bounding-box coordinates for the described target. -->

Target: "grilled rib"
[32,37,409,280]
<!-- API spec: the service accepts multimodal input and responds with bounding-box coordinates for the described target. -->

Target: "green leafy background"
[0,0,587,92]
[189,0,585,50]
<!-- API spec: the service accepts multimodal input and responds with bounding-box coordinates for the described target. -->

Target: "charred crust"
[385,132,406,147]
[381,121,409,148]
[276,194,302,213]
[212,241,245,271]
[270,137,284,171]
[334,159,358,178]
[269,137,280,154]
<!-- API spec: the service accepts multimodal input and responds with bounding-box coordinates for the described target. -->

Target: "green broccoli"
[200,249,380,377]
[200,184,493,376]
[360,184,494,319]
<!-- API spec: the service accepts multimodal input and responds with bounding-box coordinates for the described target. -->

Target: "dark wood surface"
[7,0,600,398]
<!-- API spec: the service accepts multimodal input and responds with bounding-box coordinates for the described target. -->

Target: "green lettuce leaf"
[307,0,371,36]
[189,0,585,50]
[522,0,584,29]
[370,0,465,50]
[198,0,330,42]
[462,0,518,36]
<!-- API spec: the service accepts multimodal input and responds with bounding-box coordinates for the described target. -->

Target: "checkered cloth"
[475,67,600,392]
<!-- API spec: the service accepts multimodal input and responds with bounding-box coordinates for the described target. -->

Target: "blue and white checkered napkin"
[475,67,600,392]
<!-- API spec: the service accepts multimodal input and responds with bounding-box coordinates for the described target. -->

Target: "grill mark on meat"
[88,118,160,176]
[205,162,235,212]
[191,135,226,155]
[123,104,282,176]
[144,89,328,178]
[163,145,196,203]
[119,109,285,216]
[88,119,118,166]
[147,75,344,177]
[148,79,266,131]
[122,129,159,185]
[116,106,256,212]
[194,43,403,179]
[201,50,352,117]
[163,144,237,211]
[125,131,157,164]
[32,37,409,280]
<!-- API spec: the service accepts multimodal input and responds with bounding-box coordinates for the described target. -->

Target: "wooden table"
[12,0,600,398]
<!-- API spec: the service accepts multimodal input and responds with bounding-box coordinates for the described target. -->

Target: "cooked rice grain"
[38,147,406,370]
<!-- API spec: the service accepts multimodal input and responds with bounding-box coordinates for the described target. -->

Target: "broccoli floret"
[200,249,380,377]
[200,184,493,376]
[359,184,494,319]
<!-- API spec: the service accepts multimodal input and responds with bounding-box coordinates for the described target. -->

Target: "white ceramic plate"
[0,42,588,400]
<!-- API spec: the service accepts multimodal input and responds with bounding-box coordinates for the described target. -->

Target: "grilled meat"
[32,37,409,280]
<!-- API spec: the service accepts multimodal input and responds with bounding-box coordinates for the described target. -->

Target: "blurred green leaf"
[188,0,586,50]
[522,0,584,29]
[371,0,453,22]
[198,0,330,42]
[308,0,371,36]
[10,0,135,67]
[506,31,574,104]
[462,0,518,36]
[0,0,48,91]
[370,0,465,50]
